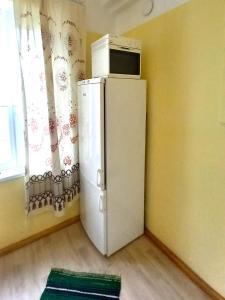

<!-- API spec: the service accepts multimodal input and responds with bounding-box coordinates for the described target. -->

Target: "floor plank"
[0,222,212,300]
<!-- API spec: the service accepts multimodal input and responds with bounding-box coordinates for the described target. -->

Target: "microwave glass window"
[110,49,140,75]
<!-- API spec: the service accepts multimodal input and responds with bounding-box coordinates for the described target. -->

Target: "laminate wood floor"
[0,222,212,300]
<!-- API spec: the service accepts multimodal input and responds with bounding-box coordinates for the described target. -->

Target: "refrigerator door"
[78,79,105,189]
[105,78,146,256]
[77,79,106,255]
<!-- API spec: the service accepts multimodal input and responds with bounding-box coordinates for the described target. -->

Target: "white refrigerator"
[77,78,146,256]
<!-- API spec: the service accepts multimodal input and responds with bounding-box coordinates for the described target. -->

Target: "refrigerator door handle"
[97,169,104,190]
[99,193,106,212]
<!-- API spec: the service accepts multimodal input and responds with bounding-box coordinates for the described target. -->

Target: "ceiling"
[85,0,190,34]
[100,0,137,15]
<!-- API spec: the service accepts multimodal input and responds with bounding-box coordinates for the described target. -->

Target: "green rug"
[40,268,121,300]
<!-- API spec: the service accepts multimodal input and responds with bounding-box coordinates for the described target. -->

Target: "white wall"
[86,0,116,34]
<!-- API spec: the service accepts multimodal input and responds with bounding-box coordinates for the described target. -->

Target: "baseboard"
[0,215,80,257]
[145,229,224,300]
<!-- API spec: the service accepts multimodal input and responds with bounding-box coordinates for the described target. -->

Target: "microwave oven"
[92,34,141,79]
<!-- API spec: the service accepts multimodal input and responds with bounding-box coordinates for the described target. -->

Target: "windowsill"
[0,168,24,183]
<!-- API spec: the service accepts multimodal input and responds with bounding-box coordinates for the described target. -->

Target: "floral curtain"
[13,0,86,215]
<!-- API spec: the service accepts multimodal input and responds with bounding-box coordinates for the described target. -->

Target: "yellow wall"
[86,31,101,78]
[0,31,100,251]
[0,177,79,249]
[126,0,225,296]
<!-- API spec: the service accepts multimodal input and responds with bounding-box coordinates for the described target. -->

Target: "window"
[0,0,24,180]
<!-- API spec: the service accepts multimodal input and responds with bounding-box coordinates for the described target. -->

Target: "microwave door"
[109,49,140,76]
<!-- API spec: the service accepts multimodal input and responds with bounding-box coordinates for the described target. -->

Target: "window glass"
[0,107,12,164]
[0,0,24,178]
